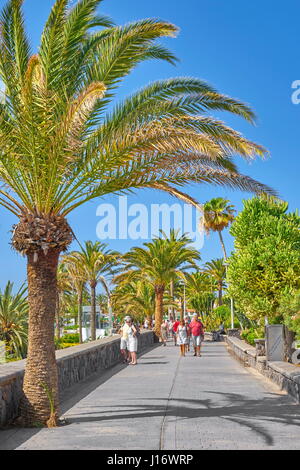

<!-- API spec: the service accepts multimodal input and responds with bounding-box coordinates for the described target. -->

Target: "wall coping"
[225,335,256,355]
[226,335,300,384]
[0,331,151,384]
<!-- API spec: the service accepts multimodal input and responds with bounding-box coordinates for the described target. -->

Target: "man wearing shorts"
[190,314,204,357]
[172,317,180,346]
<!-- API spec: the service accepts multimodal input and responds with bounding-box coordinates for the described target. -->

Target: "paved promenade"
[1,340,300,450]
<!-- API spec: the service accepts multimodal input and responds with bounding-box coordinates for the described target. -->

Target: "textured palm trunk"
[170,280,175,320]
[154,285,164,338]
[90,282,97,341]
[218,230,227,260]
[78,291,83,344]
[218,283,223,306]
[55,293,61,341]
[180,297,184,322]
[20,249,60,427]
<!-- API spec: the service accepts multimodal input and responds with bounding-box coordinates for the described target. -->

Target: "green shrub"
[59,333,80,344]
[64,325,79,330]
[241,327,264,346]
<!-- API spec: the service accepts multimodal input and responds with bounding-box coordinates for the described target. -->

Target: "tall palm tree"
[204,258,226,306]
[203,198,235,259]
[118,231,200,336]
[0,281,28,360]
[56,263,73,340]
[0,0,274,426]
[65,241,119,341]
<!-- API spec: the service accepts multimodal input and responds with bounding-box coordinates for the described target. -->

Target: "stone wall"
[225,335,300,402]
[0,331,154,427]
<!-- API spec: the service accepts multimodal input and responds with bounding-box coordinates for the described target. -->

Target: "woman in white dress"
[119,316,131,363]
[177,320,189,357]
[126,317,138,365]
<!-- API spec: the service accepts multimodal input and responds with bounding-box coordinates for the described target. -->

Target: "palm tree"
[56,263,73,340]
[203,198,236,259]
[118,231,200,336]
[65,241,119,341]
[185,271,216,320]
[61,256,87,343]
[0,282,28,360]
[204,259,226,306]
[0,0,274,426]
[112,280,156,324]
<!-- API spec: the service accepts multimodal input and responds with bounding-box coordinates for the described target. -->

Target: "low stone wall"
[0,331,154,427]
[225,336,300,402]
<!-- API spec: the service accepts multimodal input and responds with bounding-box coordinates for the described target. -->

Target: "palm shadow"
[65,391,300,447]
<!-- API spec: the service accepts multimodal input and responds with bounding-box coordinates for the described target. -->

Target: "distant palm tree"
[203,198,236,259]
[65,241,119,341]
[185,271,216,319]
[0,282,28,359]
[118,231,200,336]
[0,0,274,425]
[112,280,156,324]
[204,259,226,306]
[61,256,87,343]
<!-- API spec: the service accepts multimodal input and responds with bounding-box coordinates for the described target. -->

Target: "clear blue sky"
[0,0,299,290]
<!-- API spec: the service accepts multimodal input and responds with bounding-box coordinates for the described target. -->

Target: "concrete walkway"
[1,340,300,450]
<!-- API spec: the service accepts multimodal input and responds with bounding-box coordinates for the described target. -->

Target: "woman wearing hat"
[119,316,131,363]
[126,317,138,365]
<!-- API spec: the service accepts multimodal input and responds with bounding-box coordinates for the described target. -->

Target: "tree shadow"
[65,391,300,447]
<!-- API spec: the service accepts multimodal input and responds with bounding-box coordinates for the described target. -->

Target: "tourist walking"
[119,316,131,363]
[172,317,180,346]
[190,314,204,357]
[160,320,168,346]
[177,320,189,356]
[126,317,138,365]
[184,316,191,352]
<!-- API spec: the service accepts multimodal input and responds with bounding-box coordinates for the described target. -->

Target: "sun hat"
[124,316,131,321]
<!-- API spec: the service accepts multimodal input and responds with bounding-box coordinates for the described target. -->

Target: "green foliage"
[59,333,80,344]
[63,324,79,330]
[227,197,300,322]
[279,291,300,340]
[119,230,200,289]
[0,0,274,228]
[0,281,28,359]
[214,305,230,325]
[241,327,265,346]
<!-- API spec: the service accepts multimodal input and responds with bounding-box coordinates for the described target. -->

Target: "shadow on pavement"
[0,343,161,450]
[65,392,300,447]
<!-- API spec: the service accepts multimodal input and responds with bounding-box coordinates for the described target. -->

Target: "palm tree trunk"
[180,297,184,322]
[20,249,60,427]
[154,285,164,338]
[90,282,97,341]
[170,280,175,320]
[218,230,227,260]
[78,291,83,344]
[218,282,223,306]
[55,293,60,341]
